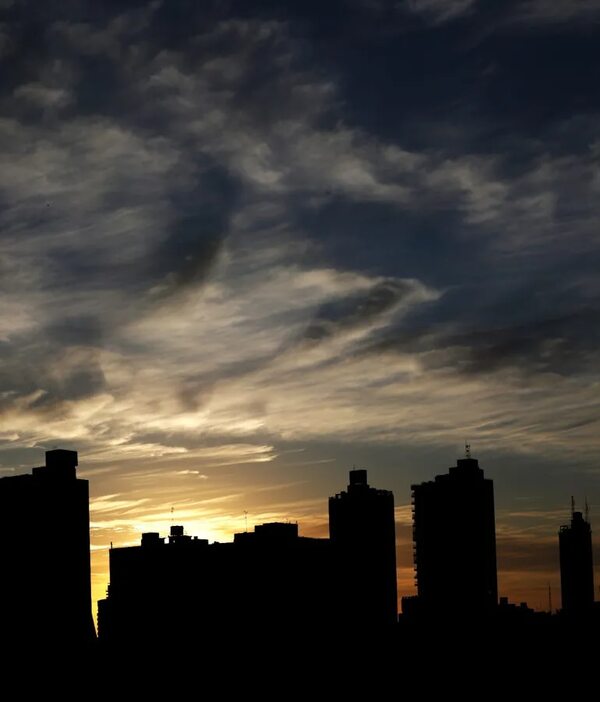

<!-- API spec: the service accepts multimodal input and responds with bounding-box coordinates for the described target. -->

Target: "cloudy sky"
[1,0,600,616]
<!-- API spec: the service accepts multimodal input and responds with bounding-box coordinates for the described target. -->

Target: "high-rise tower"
[0,449,95,644]
[411,452,498,617]
[329,469,397,627]
[559,506,594,615]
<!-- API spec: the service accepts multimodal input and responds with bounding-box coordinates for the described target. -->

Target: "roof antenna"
[171,505,174,526]
[244,510,248,533]
[548,584,552,614]
[465,442,471,459]
[571,496,575,519]
[585,497,590,524]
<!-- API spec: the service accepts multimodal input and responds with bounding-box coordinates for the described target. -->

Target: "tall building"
[329,469,397,627]
[0,449,95,644]
[411,452,498,617]
[559,507,594,615]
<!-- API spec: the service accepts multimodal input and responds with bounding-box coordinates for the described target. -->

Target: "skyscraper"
[329,469,397,627]
[559,507,594,615]
[0,449,95,644]
[411,451,498,617]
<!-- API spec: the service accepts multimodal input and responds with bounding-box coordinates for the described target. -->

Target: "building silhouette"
[329,469,397,627]
[0,449,95,644]
[410,451,498,617]
[559,506,594,615]
[98,522,340,643]
[0,443,597,651]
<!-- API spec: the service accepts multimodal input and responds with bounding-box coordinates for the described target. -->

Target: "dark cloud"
[150,230,222,299]
[0,340,107,412]
[304,279,418,342]
[176,354,277,413]
[0,12,596,403]
[402,0,478,25]
[1,0,598,388]
[142,207,226,303]
[363,307,600,378]
[146,166,241,300]
[442,311,600,376]
[45,315,104,346]
[34,362,106,408]
[511,0,600,26]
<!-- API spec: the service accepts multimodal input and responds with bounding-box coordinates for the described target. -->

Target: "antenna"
[465,442,471,459]
[585,497,590,523]
[244,510,248,533]
[171,505,174,525]
[571,496,575,518]
[548,584,552,614]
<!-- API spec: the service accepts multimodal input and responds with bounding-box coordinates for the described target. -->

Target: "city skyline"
[1,0,600,623]
[84,448,600,622]
[1,446,596,636]
[6,445,599,628]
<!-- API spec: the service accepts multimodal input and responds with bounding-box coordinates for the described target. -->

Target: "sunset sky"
[1,0,600,618]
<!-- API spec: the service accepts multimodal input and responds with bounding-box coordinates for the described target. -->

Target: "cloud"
[303,279,434,342]
[402,0,600,27]
[0,2,598,465]
[0,343,108,414]
[133,20,420,205]
[364,307,600,378]
[147,214,227,301]
[380,0,600,38]
[404,0,478,24]
[90,494,151,514]
[514,0,600,25]
[13,82,71,110]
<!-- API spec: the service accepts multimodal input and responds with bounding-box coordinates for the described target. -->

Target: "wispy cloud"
[405,0,478,24]
[175,470,209,478]
[514,0,600,25]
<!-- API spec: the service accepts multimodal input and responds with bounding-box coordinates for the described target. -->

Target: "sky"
[1,0,600,618]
